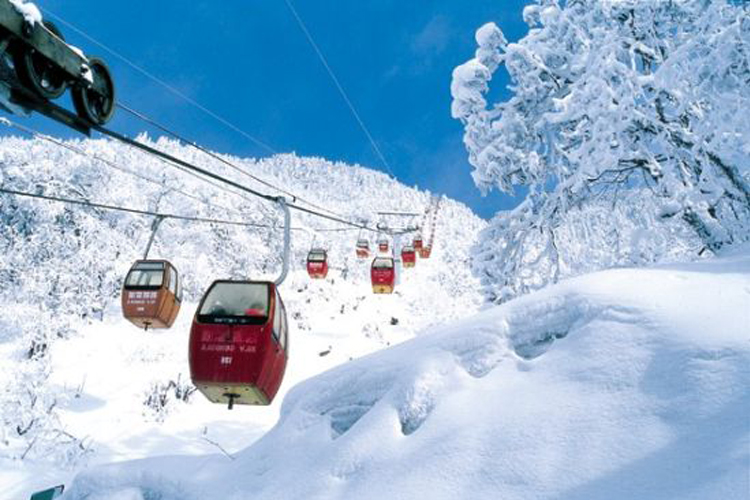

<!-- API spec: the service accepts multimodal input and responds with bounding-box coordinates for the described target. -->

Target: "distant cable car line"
[0,187,277,228]
[2,117,422,236]
[0,186,380,235]
[85,120,382,233]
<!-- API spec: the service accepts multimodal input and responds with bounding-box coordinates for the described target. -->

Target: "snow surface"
[58,249,750,499]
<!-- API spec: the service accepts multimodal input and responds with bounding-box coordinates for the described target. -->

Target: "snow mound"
[62,253,750,499]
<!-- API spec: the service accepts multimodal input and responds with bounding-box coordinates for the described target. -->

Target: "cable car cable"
[31,8,365,223]
[0,118,249,218]
[0,24,403,234]
[3,119,381,234]
[116,102,349,219]
[0,186,275,228]
[12,8,407,235]
[37,6,277,157]
[88,122,383,233]
[2,118,384,233]
[283,0,397,179]
[0,185,372,235]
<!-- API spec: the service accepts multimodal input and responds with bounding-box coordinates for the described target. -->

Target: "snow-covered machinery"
[0,0,116,132]
[306,248,329,279]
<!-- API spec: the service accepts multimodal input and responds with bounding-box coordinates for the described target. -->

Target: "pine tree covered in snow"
[452,0,750,301]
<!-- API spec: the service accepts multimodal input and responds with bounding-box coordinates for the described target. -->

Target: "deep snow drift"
[61,249,750,499]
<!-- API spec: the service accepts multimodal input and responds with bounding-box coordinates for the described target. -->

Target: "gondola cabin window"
[308,251,326,262]
[197,282,269,324]
[125,261,164,287]
[168,265,182,302]
[372,258,394,269]
[279,300,288,351]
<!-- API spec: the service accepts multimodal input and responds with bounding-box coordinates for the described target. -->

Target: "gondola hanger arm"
[143,215,165,259]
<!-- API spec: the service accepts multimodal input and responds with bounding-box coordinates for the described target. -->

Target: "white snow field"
[58,248,750,499]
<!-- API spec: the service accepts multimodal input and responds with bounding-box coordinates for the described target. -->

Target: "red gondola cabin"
[413,236,423,251]
[401,245,416,268]
[306,248,329,279]
[356,239,370,258]
[371,257,395,294]
[419,246,432,259]
[122,260,181,329]
[189,280,289,408]
[378,238,389,253]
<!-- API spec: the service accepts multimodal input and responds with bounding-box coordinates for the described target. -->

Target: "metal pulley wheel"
[72,56,116,125]
[14,21,68,99]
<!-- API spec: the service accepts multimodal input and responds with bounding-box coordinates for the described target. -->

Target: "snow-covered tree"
[453,0,750,301]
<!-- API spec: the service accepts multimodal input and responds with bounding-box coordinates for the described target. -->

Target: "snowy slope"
[59,248,750,500]
[0,136,486,497]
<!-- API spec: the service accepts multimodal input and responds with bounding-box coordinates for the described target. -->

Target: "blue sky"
[7,0,531,219]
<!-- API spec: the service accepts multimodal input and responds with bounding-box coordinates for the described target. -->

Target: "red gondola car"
[378,238,389,253]
[413,236,423,251]
[121,260,181,329]
[306,248,329,279]
[401,245,416,268]
[189,280,289,409]
[355,239,370,258]
[419,246,432,259]
[371,257,395,294]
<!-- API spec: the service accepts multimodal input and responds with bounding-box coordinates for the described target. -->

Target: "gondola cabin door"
[122,260,181,329]
[189,281,289,408]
